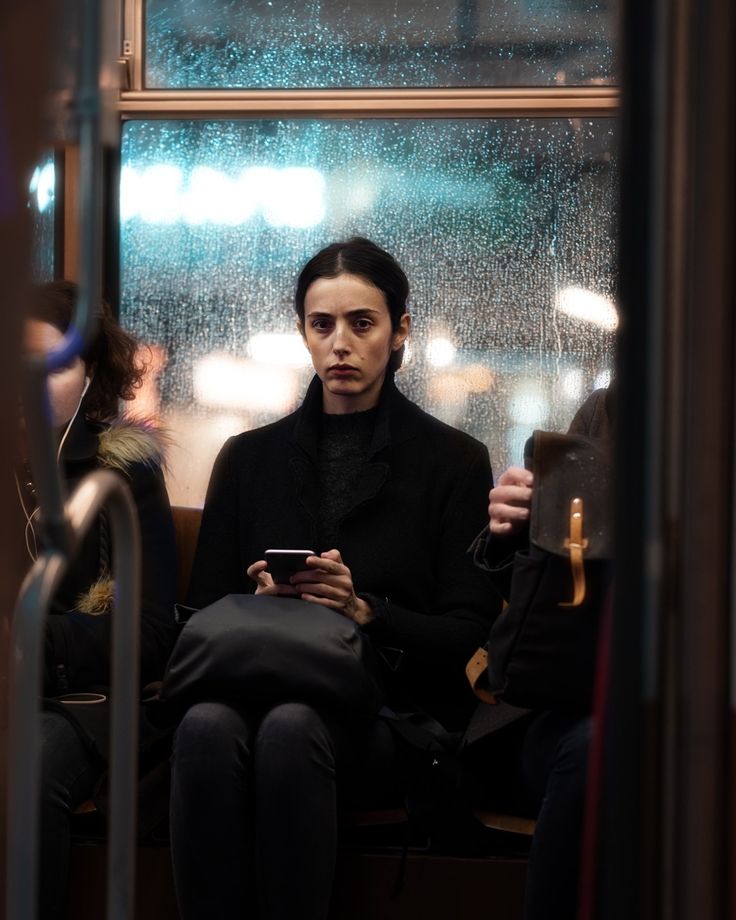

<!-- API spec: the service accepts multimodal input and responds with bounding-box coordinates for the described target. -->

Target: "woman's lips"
[329,365,358,376]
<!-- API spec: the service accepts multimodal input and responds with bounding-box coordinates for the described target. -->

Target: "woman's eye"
[354,319,372,331]
[311,320,332,331]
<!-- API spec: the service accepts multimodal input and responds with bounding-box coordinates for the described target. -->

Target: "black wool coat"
[36,414,178,759]
[188,375,502,731]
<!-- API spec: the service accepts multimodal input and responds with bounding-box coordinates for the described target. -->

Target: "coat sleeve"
[186,437,251,609]
[468,524,529,602]
[44,460,178,692]
[364,445,503,672]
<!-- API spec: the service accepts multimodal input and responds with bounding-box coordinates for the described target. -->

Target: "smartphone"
[265,548,316,585]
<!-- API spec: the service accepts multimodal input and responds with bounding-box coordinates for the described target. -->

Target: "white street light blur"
[120,164,326,228]
[193,353,299,412]
[426,336,456,368]
[247,333,311,367]
[29,162,55,213]
[556,286,618,331]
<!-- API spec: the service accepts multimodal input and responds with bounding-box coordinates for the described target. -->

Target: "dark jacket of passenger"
[188,374,502,732]
[34,414,178,759]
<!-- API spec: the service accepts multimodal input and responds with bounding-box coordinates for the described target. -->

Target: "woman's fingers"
[300,594,342,611]
[496,467,533,488]
[247,559,271,585]
[247,559,268,576]
[295,581,345,601]
[247,558,300,595]
[488,467,534,536]
[490,483,533,507]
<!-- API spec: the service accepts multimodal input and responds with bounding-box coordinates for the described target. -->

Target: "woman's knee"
[173,701,251,768]
[256,702,337,770]
[40,712,96,812]
[555,716,593,777]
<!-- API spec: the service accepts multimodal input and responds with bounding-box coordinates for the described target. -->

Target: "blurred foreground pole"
[0,2,54,915]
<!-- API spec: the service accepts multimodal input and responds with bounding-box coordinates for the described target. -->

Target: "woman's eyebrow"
[305,308,382,319]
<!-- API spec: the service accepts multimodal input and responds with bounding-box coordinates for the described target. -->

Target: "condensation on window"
[29,154,56,282]
[145,0,616,89]
[120,118,617,507]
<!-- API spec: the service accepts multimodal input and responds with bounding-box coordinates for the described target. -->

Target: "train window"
[144,0,616,89]
[28,152,57,282]
[120,116,616,507]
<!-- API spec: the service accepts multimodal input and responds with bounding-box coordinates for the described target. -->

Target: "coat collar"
[289,374,420,531]
[291,373,419,461]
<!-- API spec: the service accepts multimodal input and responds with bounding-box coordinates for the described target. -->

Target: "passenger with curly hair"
[19,280,177,919]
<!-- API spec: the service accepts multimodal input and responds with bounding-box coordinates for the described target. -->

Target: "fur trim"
[97,417,170,473]
[75,576,114,615]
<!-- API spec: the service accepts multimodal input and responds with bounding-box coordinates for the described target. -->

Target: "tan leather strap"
[465,647,497,704]
[560,496,589,607]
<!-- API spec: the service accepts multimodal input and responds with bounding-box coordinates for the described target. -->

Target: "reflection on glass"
[120,118,617,506]
[146,0,616,89]
[29,155,56,282]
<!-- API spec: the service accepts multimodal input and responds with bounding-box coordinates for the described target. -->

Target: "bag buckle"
[465,647,497,704]
[560,497,589,607]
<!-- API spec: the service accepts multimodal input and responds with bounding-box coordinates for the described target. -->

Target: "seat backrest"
[171,506,202,605]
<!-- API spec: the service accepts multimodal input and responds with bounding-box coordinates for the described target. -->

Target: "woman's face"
[25,320,87,429]
[299,273,410,414]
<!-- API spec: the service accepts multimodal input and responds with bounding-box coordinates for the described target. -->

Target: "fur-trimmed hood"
[73,416,170,615]
[97,416,170,474]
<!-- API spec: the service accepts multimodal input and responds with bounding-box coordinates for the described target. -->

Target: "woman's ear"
[391,313,411,351]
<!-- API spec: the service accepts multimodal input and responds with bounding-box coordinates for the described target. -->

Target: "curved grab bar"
[6,470,141,920]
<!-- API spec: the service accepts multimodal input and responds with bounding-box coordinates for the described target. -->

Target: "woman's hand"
[246,560,300,597]
[489,467,534,535]
[290,550,374,625]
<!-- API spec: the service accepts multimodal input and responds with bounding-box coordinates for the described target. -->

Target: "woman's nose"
[332,323,351,353]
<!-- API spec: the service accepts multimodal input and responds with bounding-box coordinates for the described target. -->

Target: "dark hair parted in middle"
[30,280,147,421]
[295,237,410,329]
[295,238,410,373]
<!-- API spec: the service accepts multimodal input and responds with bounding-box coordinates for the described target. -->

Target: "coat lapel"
[290,377,323,523]
[288,374,420,526]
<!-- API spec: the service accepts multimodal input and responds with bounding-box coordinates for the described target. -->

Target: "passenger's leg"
[170,701,254,919]
[39,710,99,920]
[254,703,395,920]
[521,712,593,920]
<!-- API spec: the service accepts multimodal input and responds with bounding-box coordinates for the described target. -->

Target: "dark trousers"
[39,711,100,920]
[170,700,396,920]
[521,711,593,920]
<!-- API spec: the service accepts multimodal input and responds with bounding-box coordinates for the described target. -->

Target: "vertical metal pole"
[6,555,68,920]
[6,472,141,920]
[0,2,56,917]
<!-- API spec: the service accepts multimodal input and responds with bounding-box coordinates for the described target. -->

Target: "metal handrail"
[24,0,106,559]
[7,0,137,915]
[6,471,141,920]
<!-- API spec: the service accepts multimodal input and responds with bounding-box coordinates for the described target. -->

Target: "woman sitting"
[171,237,501,920]
[20,280,177,919]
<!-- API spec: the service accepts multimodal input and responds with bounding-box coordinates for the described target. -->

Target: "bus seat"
[473,810,536,837]
[172,506,202,605]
